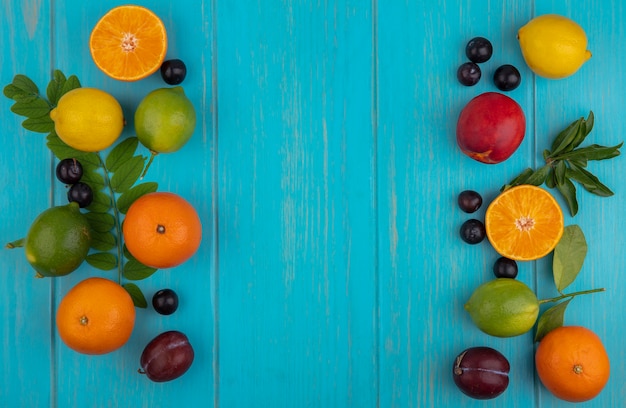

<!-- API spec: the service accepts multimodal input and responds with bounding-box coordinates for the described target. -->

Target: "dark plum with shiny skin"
[56,158,83,184]
[67,182,93,208]
[493,257,518,279]
[139,331,194,382]
[453,346,510,400]
[160,59,187,85]
[493,64,521,91]
[465,37,493,63]
[152,288,179,315]
[460,219,486,244]
[458,190,483,213]
[457,62,481,86]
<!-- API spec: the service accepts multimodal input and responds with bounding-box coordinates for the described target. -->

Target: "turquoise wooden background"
[1,0,624,407]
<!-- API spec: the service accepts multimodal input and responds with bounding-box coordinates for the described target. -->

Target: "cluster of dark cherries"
[457,37,521,91]
[458,190,518,279]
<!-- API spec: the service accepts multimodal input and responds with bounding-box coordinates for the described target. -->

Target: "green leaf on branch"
[123,259,158,280]
[117,182,158,214]
[110,155,145,193]
[524,165,550,186]
[555,177,579,216]
[10,98,50,118]
[89,231,117,251]
[22,116,55,133]
[534,298,572,342]
[84,212,116,233]
[46,132,99,164]
[553,225,587,292]
[46,70,67,106]
[60,75,81,95]
[106,137,139,172]
[9,74,39,96]
[566,164,614,197]
[86,190,112,213]
[86,252,118,270]
[123,283,148,308]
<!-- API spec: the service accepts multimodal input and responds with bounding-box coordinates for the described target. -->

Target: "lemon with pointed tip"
[518,14,592,79]
[50,88,124,152]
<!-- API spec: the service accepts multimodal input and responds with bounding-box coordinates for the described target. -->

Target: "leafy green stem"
[538,287,605,305]
[97,152,124,284]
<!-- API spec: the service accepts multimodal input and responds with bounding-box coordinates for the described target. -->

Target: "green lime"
[464,278,539,337]
[24,202,91,277]
[134,86,196,153]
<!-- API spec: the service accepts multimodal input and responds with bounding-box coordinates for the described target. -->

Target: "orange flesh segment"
[89,5,167,81]
[486,185,564,261]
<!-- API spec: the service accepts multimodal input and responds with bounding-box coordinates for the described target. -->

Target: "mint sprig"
[3,70,158,308]
[502,111,623,216]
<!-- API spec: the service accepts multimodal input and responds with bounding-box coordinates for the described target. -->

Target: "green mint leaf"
[106,137,139,172]
[110,155,145,193]
[556,177,578,216]
[524,165,550,186]
[84,212,115,233]
[116,182,158,214]
[122,283,148,308]
[86,252,117,270]
[554,160,567,186]
[583,111,594,136]
[123,258,158,280]
[10,98,50,118]
[46,70,67,106]
[550,118,581,155]
[86,190,112,213]
[561,143,622,161]
[553,225,587,292]
[566,165,614,197]
[534,299,572,342]
[22,116,55,133]
[545,167,556,189]
[89,231,117,251]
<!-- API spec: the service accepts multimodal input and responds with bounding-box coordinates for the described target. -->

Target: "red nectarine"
[456,92,526,164]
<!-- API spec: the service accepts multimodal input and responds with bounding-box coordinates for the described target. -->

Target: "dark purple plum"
[493,257,518,279]
[139,331,194,382]
[457,190,483,213]
[453,346,510,399]
[152,288,179,315]
[67,182,93,208]
[459,219,486,244]
[465,37,493,63]
[56,158,83,184]
[457,62,481,86]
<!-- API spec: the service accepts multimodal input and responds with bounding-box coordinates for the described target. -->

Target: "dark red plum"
[139,331,194,382]
[452,346,510,399]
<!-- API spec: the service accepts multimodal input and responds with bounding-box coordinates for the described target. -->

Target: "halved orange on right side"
[485,184,564,261]
[89,5,167,81]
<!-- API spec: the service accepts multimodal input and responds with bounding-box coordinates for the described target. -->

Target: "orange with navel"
[89,5,167,81]
[56,277,135,355]
[485,184,564,261]
[122,192,202,269]
[535,325,610,402]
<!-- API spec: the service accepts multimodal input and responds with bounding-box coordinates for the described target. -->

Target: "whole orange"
[56,277,135,355]
[535,325,610,402]
[122,192,202,269]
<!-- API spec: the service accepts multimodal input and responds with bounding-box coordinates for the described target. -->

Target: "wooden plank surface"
[1,1,624,407]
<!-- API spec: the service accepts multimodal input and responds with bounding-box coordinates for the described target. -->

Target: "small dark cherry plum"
[56,158,83,184]
[152,289,179,315]
[493,64,522,91]
[460,219,486,244]
[457,62,481,86]
[458,190,483,213]
[493,257,518,279]
[456,92,526,164]
[160,59,187,85]
[465,37,493,63]
[67,182,93,208]
[453,346,510,399]
[139,331,194,382]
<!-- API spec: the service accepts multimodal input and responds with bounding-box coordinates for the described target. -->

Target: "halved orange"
[89,5,167,81]
[485,185,564,261]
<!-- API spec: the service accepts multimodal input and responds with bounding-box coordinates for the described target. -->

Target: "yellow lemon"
[518,14,592,79]
[50,88,124,152]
